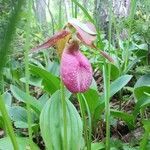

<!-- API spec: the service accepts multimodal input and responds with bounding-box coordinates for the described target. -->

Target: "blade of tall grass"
[0,95,19,149]
[74,0,78,18]
[71,1,74,18]
[103,1,112,149]
[71,0,94,23]
[77,94,90,150]
[24,1,35,149]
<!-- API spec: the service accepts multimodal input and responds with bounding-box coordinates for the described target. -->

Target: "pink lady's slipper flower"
[60,40,92,93]
[32,19,113,93]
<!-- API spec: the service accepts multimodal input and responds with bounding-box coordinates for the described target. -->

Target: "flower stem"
[103,1,112,149]
[103,63,111,150]
[24,1,33,148]
[77,93,90,150]
[0,95,19,150]
[81,93,91,150]
[61,81,68,150]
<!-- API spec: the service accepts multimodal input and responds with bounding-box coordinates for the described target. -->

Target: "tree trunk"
[64,0,71,20]
[94,0,131,30]
[83,0,88,8]
[35,0,46,24]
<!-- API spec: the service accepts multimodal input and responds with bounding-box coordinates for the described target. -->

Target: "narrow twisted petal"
[32,30,70,52]
[60,41,92,93]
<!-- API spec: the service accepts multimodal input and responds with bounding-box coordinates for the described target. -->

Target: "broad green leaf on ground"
[20,76,42,87]
[101,75,132,100]
[10,85,42,113]
[133,93,150,116]
[134,74,150,100]
[84,142,105,150]
[110,109,134,129]
[101,74,133,100]
[40,90,83,150]
[9,106,37,128]
[14,121,28,129]
[143,119,150,133]
[134,74,150,89]
[47,61,60,77]
[110,75,133,98]
[0,137,39,150]
[83,89,100,117]
[93,75,132,125]
[123,56,145,74]
[90,78,98,91]
[29,64,60,94]
[30,58,45,69]
[1,92,12,106]
[110,64,120,80]
[38,94,50,108]
[91,142,105,150]
[133,74,150,116]
[140,120,150,150]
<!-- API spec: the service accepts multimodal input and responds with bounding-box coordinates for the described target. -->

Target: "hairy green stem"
[103,64,111,150]
[81,94,91,150]
[104,1,112,149]
[77,94,90,150]
[61,81,68,150]
[24,1,33,148]
[0,96,19,150]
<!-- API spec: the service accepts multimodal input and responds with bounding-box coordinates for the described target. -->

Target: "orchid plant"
[32,18,113,150]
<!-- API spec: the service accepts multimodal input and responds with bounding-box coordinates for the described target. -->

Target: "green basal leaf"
[140,120,150,150]
[110,64,120,80]
[0,137,39,150]
[20,76,42,87]
[134,74,150,116]
[134,74,150,89]
[10,85,42,114]
[92,75,132,125]
[29,64,60,94]
[9,106,37,129]
[83,89,100,117]
[1,92,12,106]
[110,75,133,98]
[84,142,105,150]
[40,90,83,150]
[101,74,133,99]
[110,109,134,129]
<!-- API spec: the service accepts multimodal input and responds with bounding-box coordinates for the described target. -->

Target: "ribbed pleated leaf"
[40,90,83,150]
